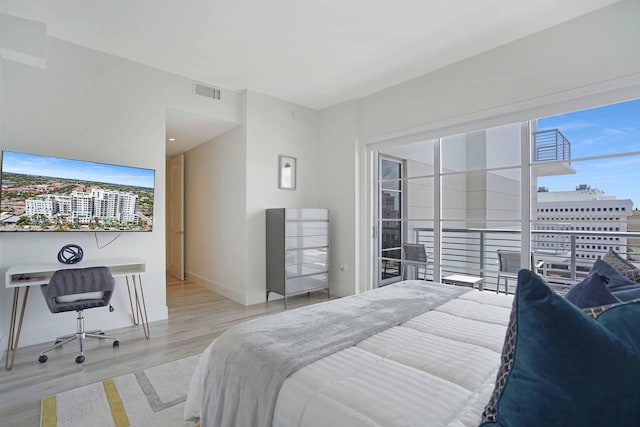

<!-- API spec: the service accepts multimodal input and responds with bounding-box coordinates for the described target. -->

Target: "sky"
[1,151,155,189]
[537,98,640,208]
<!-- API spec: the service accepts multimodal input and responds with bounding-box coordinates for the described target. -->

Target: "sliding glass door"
[371,98,640,291]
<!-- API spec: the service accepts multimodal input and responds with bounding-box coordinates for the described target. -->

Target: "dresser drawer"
[285,209,328,221]
[286,262,329,278]
[286,274,328,294]
[285,248,328,265]
[286,235,328,249]
[285,220,328,237]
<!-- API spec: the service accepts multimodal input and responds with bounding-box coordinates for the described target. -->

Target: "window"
[373,98,639,289]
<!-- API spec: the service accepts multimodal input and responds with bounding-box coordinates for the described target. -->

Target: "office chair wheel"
[75,355,85,364]
[113,340,120,348]
[38,355,48,363]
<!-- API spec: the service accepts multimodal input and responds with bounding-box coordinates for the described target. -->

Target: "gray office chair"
[497,250,543,295]
[38,266,119,364]
[402,243,430,280]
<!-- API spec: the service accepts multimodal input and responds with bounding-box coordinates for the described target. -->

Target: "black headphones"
[57,244,84,264]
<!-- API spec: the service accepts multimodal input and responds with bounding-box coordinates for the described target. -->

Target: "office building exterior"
[535,184,633,261]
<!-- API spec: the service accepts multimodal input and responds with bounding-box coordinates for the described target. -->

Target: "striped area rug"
[41,355,200,427]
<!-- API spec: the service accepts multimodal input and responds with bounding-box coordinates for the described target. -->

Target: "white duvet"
[185,282,513,427]
[272,290,513,427]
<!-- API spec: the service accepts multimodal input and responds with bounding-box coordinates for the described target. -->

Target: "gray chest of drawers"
[266,208,330,308]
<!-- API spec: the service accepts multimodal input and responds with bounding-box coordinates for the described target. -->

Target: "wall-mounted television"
[0,151,155,232]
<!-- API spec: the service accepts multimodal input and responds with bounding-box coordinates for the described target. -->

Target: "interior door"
[168,154,184,280]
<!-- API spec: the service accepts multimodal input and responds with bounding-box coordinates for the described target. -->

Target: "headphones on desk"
[57,244,84,264]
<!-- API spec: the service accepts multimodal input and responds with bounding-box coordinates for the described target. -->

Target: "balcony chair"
[497,249,543,294]
[402,243,430,280]
[38,266,119,364]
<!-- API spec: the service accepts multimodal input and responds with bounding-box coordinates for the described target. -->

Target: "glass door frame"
[376,154,405,286]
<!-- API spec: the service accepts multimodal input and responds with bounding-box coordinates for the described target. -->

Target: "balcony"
[391,227,640,293]
[534,129,571,162]
[532,129,575,177]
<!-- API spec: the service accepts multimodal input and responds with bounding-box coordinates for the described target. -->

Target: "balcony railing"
[534,129,571,162]
[390,227,640,293]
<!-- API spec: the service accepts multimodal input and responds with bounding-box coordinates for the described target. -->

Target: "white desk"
[4,257,150,370]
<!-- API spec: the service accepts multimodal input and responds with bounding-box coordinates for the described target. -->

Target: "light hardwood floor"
[0,275,330,427]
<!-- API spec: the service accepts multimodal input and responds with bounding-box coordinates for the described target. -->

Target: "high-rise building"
[25,195,55,218]
[535,184,633,261]
[24,188,139,226]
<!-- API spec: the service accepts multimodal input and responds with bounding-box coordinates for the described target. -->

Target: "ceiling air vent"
[193,82,221,100]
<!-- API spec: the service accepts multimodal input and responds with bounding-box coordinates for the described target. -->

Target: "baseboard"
[185,272,245,304]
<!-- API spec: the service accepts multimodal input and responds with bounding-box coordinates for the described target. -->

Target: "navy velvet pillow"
[564,272,620,308]
[480,269,640,427]
[612,287,640,302]
[596,301,640,354]
[590,259,638,290]
[608,284,640,293]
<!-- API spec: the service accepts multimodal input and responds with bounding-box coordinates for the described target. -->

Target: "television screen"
[0,151,155,232]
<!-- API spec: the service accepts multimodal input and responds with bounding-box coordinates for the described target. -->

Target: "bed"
[184,281,514,427]
[185,269,640,427]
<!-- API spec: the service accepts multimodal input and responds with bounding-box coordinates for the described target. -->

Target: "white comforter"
[272,290,513,427]
[186,285,513,427]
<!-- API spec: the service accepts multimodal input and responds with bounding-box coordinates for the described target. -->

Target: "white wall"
[244,91,321,304]
[183,91,324,305]
[0,32,241,348]
[318,101,359,297]
[0,13,46,68]
[184,123,246,303]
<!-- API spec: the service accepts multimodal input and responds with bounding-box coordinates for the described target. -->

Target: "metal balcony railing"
[389,227,640,293]
[533,129,571,162]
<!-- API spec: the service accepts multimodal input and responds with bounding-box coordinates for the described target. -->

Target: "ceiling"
[0,0,620,155]
[165,110,238,157]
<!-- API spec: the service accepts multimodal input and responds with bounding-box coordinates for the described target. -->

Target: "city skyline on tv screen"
[0,151,155,232]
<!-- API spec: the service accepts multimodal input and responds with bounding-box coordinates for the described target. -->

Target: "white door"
[168,154,184,280]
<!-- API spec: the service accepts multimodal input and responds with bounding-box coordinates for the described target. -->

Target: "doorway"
[167,154,184,280]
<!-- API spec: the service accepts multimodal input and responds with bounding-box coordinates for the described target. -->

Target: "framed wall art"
[279,155,296,190]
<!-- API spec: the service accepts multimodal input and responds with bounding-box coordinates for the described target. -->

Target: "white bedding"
[186,284,513,427]
[272,290,513,427]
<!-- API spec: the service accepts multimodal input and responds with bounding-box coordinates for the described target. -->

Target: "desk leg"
[5,287,30,370]
[125,274,150,339]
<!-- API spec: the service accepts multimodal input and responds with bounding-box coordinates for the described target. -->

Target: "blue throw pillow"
[596,300,640,354]
[480,269,640,427]
[608,284,640,293]
[564,272,621,308]
[590,259,638,290]
[611,287,640,302]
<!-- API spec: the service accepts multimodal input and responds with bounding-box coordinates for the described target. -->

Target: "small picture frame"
[279,155,296,190]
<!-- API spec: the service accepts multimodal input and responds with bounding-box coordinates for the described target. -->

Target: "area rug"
[41,355,200,427]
